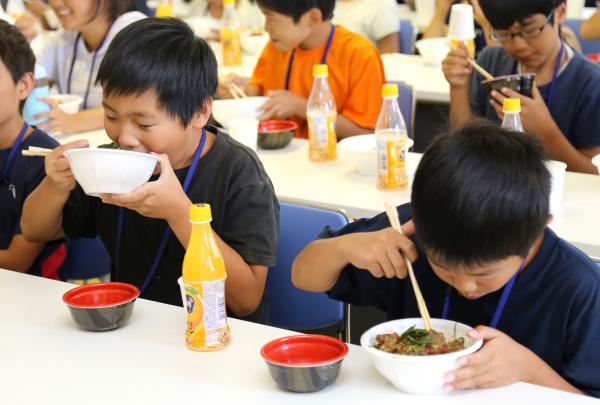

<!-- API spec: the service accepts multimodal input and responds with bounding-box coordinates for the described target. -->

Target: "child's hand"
[258,90,307,121]
[216,74,246,99]
[490,85,559,139]
[44,140,89,193]
[100,153,190,222]
[442,43,473,89]
[339,221,417,279]
[444,326,535,391]
[35,97,80,135]
[15,12,41,42]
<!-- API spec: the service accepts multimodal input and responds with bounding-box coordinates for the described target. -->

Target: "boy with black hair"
[0,20,66,279]
[221,0,385,139]
[21,17,279,323]
[442,0,600,174]
[292,123,600,396]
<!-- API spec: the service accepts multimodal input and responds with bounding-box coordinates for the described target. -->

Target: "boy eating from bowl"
[0,20,66,279]
[292,123,600,396]
[21,18,279,323]
[442,0,600,174]
[219,0,385,139]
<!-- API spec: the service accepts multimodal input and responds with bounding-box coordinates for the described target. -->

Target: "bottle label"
[307,112,337,161]
[221,28,242,66]
[377,136,407,189]
[184,278,229,350]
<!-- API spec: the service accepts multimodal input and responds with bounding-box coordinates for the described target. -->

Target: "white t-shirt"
[174,0,264,33]
[332,0,399,45]
[36,11,146,110]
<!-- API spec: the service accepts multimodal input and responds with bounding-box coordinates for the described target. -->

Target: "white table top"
[256,139,600,260]
[1,269,596,405]
[382,53,450,104]
[55,132,600,260]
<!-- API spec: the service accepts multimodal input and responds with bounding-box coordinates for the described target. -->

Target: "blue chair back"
[266,201,351,340]
[62,237,111,282]
[565,19,600,55]
[399,20,417,55]
[391,81,416,140]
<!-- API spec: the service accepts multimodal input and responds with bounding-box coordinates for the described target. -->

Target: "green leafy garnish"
[98,142,120,149]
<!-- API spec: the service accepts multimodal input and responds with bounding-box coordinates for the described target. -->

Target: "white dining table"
[54,132,600,260]
[1,269,596,405]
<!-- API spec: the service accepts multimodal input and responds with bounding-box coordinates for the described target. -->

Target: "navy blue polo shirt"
[325,204,600,396]
[470,46,600,149]
[0,129,63,277]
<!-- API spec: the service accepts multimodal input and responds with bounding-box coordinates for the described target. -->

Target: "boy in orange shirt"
[221,0,385,139]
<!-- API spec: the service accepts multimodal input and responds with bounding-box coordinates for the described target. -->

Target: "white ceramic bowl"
[212,96,267,128]
[592,154,600,175]
[338,134,414,176]
[416,38,451,67]
[360,318,483,394]
[49,94,84,114]
[63,148,160,197]
[240,31,270,55]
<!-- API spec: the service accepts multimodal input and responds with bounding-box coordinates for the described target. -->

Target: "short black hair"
[256,0,335,22]
[479,0,564,30]
[411,123,551,268]
[96,18,217,128]
[0,20,35,111]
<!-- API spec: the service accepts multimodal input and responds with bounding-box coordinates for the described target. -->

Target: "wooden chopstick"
[228,82,247,99]
[21,147,53,157]
[467,58,494,81]
[385,202,433,331]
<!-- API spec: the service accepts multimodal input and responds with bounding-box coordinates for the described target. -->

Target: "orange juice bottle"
[307,64,337,161]
[220,0,242,66]
[182,203,230,351]
[376,84,408,190]
[155,0,174,17]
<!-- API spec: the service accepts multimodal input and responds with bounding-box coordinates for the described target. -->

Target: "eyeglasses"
[490,10,555,42]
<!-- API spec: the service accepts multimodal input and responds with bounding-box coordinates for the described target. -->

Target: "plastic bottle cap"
[382,84,398,98]
[190,203,212,223]
[223,0,235,6]
[313,64,328,77]
[503,98,521,112]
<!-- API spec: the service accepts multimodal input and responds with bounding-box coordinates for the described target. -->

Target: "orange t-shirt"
[250,25,385,138]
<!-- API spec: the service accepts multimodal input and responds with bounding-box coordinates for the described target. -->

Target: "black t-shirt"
[62,130,279,322]
[1,129,63,277]
[325,204,600,397]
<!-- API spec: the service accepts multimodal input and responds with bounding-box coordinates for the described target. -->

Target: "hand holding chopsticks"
[21,146,53,157]
[384,201,433,331]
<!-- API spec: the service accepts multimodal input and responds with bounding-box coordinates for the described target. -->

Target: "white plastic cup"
[415,0,436,29]
[448,4,476,40]
[591,154,600,175]
[227,117,259,151]
[546,160,567,215]
[566,0,585,19]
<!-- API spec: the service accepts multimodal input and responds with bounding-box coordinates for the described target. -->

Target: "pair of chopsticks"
[384,201,433,331]
[467,58,494,80]
[226,81,247,99]
[21,146,52,157]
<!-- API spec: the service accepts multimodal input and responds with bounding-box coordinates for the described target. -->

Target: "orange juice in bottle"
[307,64,337,161]
[376,84,408,190]
[220,0,242,66]
[182,203,230,351]
[155,0,174,17]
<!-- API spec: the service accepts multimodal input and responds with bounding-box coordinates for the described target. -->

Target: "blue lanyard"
[66,30,110,110]
[284,25,336,90]
[441,257,526,329]
[114,129,207,295]
[2,122,29,186]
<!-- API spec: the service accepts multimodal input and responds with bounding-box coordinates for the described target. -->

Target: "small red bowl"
[261,335,348,392]
[587,53,600,64]
[63,282,139,331]
[258,120,297,149]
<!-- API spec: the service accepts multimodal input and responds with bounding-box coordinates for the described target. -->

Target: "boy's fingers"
[400,219,416,236]
[386,247,407,278]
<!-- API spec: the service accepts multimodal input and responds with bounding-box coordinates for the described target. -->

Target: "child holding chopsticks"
[0,20,65,279]
[292,123,600,397]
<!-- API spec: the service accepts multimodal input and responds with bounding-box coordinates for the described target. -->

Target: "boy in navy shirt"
[292,123,600,396]
[443,0,600,174]
[0,20,64,279]
[21,18,279,322]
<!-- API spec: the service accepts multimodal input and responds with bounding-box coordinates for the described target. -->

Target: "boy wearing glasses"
[443,0,600,174]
